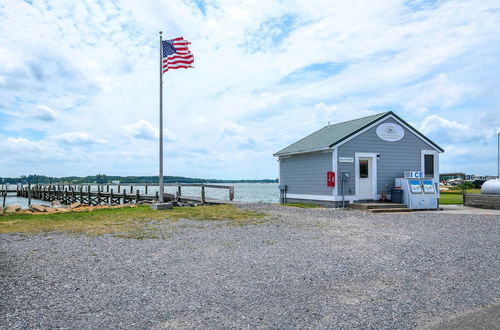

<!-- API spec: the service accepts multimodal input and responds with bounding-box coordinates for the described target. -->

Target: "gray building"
[274,111,444,207]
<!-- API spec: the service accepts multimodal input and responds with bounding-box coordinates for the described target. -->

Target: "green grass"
[439,189,481,205]
[0,205,266,238]
[281,202,323,208]
[439,192,463,205]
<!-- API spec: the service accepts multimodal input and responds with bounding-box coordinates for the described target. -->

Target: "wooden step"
[370,208,411,213]
[348,203,407,210]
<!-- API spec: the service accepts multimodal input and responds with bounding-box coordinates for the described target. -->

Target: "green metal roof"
[273,111,444,156]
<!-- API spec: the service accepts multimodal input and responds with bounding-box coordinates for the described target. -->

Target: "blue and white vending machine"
[395,171,438,210]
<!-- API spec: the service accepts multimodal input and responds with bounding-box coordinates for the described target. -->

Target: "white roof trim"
[275,113,443,158]
[333,114,443,153]
[276,147,332,158]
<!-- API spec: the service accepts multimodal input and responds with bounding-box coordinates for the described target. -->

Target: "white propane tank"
[480,179,500,195]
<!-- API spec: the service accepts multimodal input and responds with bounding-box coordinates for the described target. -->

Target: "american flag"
[162,37,194,73]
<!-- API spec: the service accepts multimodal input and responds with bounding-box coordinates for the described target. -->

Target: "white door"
[358,157,372,199]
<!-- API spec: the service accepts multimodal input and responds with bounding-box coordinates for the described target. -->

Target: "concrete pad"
[150,202,173,210]
[421,204,500,215]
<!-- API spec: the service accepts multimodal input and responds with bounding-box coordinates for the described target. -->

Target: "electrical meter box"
[395,175,438,210]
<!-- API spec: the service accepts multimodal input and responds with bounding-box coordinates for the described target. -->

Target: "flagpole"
[159,31,164,203]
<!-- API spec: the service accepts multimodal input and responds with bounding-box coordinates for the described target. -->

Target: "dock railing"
[15,183,235,206]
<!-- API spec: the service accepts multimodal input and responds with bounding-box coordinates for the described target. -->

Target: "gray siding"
[337,118,432,196]
[280,152,332,195]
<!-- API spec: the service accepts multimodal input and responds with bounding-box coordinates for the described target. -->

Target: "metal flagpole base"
[150,202,173,210]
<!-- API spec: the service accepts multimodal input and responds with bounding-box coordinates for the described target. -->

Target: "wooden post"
[135,190,140,204]
[28,183,32,206]
[79,185,83,204]
[2,192,6,208]
[177,185,182,199]
[64,188,68,204]
[130,185,133,194]
[155,191,159,201]
[145,185,148,194]
[118,184,121,193]
[122,190,127,204]
[110,189,114,205]
[201,186,206,205]
[106,185,109,193]
[229,187,234,201]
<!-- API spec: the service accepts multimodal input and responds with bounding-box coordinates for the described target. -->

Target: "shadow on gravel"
[418,303,500,330]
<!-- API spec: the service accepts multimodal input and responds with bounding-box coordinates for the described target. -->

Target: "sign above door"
[376,123,404,142]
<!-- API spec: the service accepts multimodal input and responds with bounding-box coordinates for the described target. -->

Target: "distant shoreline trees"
[0,174,278,185]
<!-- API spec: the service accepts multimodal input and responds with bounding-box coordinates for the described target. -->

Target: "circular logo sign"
[376,123,404,142]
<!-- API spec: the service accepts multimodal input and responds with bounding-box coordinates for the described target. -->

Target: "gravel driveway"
[1,204,499,329]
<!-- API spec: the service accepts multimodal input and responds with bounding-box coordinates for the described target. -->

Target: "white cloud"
[33,105,58,121]
[1,0,500,177]
[125,120,158,140]
[0,137,53,155]
[50,132,106,146]
[124,119,175,141]
[419,114,493,143]
[314,103,376,124]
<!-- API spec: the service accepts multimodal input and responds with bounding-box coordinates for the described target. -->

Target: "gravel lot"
[1,204,499,329]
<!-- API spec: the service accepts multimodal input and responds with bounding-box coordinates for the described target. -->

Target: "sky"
[1,0,500,179]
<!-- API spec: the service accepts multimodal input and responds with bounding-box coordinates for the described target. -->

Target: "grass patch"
[281,202,323,208]
[0,205,266,238]
[440,192,463,205]
[439,191,470,205]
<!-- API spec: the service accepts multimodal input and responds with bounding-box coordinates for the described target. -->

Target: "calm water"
[2,183,280,208]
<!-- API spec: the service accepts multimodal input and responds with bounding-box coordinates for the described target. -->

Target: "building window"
[424,154,434,177]
[359,159,369,178]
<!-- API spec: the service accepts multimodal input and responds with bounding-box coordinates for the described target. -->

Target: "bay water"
[2,183,280,209]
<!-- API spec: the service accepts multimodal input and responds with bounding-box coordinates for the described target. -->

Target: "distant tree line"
[0,174,278,184]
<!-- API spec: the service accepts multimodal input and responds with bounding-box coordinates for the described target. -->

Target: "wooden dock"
[7,183,235,207]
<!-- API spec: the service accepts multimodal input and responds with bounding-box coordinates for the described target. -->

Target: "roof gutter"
[274,147,332,158]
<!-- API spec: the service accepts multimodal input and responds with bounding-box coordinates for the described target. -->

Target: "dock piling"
[16,183,234,207]
[28,184,32,206]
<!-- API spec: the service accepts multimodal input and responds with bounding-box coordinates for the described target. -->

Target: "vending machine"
[395,172,438,210]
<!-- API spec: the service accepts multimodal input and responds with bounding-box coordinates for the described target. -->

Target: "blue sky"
[1,0,499,179]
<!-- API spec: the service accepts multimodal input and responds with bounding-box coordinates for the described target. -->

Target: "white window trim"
[355,152,378,200]
[421,149,440,197]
